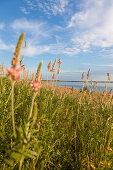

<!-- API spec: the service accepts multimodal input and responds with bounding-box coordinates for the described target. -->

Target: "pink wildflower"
[30,81,42,92]
[5,66,23,80]
[102,93,106,97]
[87,69,90,79]
[52,73,56,79]
[108,93,112,97]
[58,61,62,65]
[64,84,67,90]
[87,72,89,79]
[50,84,53,88]
[48,63,51,68]
[37,121,41,126]
[37,121,41,129]
[48,60,51,72]
[81,72,84,79]
[58,58,62,65]
[92,106,95,110]
[50,68,56,72]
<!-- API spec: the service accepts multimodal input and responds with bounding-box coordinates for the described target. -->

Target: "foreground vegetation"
[0,77,113,169]
[0,32,113,169]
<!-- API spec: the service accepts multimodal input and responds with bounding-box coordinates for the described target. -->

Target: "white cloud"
[0,23,5,30]
[21,41,80,57]
[63,47,80,55]
[0,39,14,50]
[10,18,81,56]
[22,44,50,56]
[68,0,113,50]
[0,39,9,50]
[11,18,49,38]
[25,0,69,16]
[20,7,30,15]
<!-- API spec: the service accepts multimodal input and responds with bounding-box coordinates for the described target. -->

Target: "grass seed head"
[81,72,84,79]
[11,32,25,68]
[52,58,57,70]
[58,58,62,65]
[35,60,43,82]
[48,60,51,72]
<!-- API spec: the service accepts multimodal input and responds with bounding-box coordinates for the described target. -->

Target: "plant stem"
[55,74,59,86]
[47,72,48,87]
[26,92,38,137]
[28,92,38,120]
[11,80,16,138]
[19,145,25,170]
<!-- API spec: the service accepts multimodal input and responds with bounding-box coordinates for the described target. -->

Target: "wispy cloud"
[11,18,48,37]
[0,39,14,50]
[68,0,113,51]
[22,44,50,56]
[24,0,69,16]
[20,7,30,15]
[22,42,80,57]
[8,0,113,57]
[0,23,5,30]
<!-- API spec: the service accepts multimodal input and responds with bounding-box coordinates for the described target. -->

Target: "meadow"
[0,33,113,170]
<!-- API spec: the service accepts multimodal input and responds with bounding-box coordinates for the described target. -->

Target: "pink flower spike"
[58,61,62,65]
[30,81,42,92]
[52,73,56,79]
[52,68,56,72]
[108,93,112,97]
[17,66,23,72]
[15,73,20,79]
[34,88,39,92]
[50,84,53,88]
[50,68,52,72]
[33,82,39,88]
[5,66,22,80]
[50,68,56,72]
[48,64,51,67]
[6,67,16,75]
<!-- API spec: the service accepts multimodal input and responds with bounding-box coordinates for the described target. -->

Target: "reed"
[35,61,43,83]
[11,32,25,68]
[52,58,57,70]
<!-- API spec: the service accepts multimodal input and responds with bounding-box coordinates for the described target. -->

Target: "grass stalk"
[26,92,38,137]
[11,80,16,138]
[19,145,25,170]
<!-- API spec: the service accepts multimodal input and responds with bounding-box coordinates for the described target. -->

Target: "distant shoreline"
[43,80,113,83]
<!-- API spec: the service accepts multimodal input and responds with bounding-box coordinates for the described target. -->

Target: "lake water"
[56,81,113,93]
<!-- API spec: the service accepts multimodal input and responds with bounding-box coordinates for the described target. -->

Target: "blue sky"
[1,0,113,81]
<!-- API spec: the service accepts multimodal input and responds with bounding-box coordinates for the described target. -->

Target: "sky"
[1,0,113,81]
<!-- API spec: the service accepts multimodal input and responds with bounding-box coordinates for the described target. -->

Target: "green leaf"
[0,131,5,140]
[23,152,35,159]
[14,102,23,110]
[27,149,37,156]
[11,152,21,161]
[5,159,14,166]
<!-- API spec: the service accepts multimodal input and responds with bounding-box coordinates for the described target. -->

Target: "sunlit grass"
[0,33,113,169]
[0,77,113,169]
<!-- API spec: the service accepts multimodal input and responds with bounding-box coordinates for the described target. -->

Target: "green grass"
[0,77,113,169]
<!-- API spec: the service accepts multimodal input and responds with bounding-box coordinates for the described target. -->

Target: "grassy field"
[0,33,113,169]
[0,77,113,169]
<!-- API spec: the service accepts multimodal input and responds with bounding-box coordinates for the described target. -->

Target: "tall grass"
[0,77,113,169]
[0,33,113,169]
